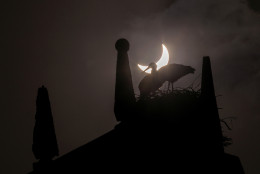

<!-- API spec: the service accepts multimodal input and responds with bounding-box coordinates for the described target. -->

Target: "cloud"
[247,0,260,12]
[125,0,260,92]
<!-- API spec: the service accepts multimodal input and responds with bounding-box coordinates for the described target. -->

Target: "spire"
[32,86,59,161]
[114,39,136,121]
[201,56,224,153]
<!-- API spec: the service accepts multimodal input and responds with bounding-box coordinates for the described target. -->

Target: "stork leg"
[167,82,170,93]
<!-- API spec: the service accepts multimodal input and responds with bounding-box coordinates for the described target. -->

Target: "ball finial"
[115,38,129,52]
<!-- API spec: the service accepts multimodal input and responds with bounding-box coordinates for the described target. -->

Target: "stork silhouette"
[138,63,195,97]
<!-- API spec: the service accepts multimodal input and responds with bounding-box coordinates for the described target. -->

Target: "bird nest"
[137,87,200,100]
[135,87,232,147]
[136,87,200,120]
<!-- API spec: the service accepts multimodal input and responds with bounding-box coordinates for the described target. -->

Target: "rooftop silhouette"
[29,39,244,174]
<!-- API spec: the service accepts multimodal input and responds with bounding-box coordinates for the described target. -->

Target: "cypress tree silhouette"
[32,86,59,170]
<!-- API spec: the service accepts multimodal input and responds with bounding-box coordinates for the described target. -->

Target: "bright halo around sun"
[138,44,169,74]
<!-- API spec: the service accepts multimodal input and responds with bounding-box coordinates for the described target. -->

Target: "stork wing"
[158,64,195,83]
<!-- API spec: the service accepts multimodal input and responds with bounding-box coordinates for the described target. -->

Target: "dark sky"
[1,0,260,173]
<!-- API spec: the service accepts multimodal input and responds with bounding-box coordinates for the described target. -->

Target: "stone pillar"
[114,39,136,121]
[201,56,224,154]
[32,86,59,170]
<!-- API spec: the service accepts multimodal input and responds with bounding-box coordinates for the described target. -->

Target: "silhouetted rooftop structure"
[114,38,136,121]
[29,39,244,174]
[32,86,59,172]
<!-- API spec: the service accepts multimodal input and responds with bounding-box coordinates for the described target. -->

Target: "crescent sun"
[138,44,169,74]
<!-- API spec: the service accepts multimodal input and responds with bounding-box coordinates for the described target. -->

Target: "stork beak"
[143,66,151,72]
[143,65,152,72]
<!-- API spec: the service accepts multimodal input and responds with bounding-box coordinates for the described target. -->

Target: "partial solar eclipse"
[138,44,169,74]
